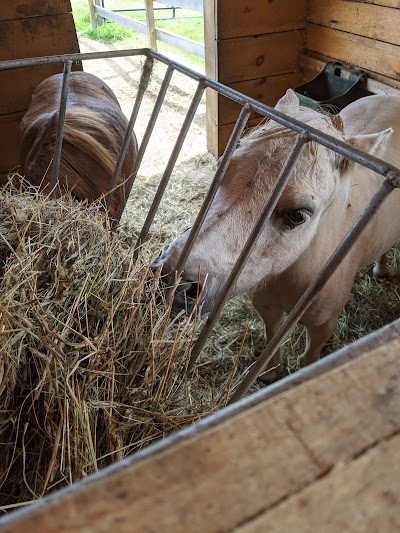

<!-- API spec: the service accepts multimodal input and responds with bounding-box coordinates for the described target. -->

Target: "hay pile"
[0,180,225,509]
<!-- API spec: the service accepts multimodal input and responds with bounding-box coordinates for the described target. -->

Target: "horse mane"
[240,104,343,148]
[62,107,120,177]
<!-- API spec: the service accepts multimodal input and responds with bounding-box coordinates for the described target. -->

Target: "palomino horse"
[153,89,400,378]
[18,71,138,218]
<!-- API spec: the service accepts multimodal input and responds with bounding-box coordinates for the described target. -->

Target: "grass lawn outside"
[71,0,205,69]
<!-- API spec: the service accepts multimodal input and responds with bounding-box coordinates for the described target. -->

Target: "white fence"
[89,0,205,58]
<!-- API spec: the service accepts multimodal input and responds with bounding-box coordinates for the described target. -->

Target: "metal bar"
[134,79,206,249]
[107,55,154,210]
[1,48,399,184]
[228,174,397,403]
[187,131,310,373]
[169,103,252,292]
[115,64,175,224]
[51,60,72,196]
[0,49,151,71]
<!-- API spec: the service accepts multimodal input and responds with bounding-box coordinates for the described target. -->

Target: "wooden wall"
[0,0,81,177]
[205,0,400,157]
[205,0,306,156]
[303,0,400,89]
[1,325,399,531]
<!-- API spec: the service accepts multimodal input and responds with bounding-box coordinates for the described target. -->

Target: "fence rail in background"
[89,1,205,58]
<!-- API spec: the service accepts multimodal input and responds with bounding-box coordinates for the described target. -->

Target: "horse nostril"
[177,280,202,300]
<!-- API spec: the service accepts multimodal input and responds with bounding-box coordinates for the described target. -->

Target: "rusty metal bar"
[107,55,154,210]
[228,174,397,403]
[186,131,310,373]
[2,49,400,183]
[134,78,206,250]
[50,60,72,196]
[114,63,175,223]
[168,103,252,295]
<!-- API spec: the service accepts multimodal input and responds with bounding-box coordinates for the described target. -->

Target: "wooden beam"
[144,0,157,52]
[218,30,303,84]
[1,336,399,532]
[87,0,97,30]
[308,0,400,46]
[1,0,72,21]
[306,25,400,81]
[216,0,307,39]
[237,432,400,532]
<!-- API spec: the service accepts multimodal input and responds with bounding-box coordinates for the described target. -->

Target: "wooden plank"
[1,338,399,532]
[308,0,400,46]
[144,0,157,51]
[216,0,307,39]
[1,0,72,21]
[0,14,80,62]
[238,432,400,532]
[306,25,400,81]
[0,112,24,176]
[0,64,67,116]
[218,72,303,125]
[359,0,400,7]
[218,31,303,84]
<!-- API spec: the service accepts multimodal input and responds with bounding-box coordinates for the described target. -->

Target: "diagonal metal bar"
[114,63,175,224]
[51,60,72,196]
[107,55,154,210]
[186,130,310,373]
[167,103,252,296]
[134,78,206,250]
[228,173,397,403]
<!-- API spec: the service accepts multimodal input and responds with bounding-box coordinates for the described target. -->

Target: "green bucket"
[294,62,366,111]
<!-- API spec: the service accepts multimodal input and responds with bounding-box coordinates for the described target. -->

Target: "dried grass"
[0,178,225,509]
[1,166,399,509]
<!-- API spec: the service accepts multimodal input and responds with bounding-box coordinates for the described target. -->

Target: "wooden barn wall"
[303,0,400,89]
[0,0,81,177]
[205,0,306,157]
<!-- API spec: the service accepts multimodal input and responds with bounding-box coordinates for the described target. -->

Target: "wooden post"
[87,0,97,29]
[94,0,104,26]
[144,0,157,51]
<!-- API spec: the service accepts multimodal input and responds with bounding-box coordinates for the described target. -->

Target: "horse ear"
[334,128,393,174]
[346,128,393,155]
[275,89,300,112]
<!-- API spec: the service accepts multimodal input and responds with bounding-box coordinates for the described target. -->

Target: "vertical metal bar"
[107,55,154,209]
[51,60,72,196]
[186,131,310,373]
[114,64,175,223]
[134,79,206,250]
[169,103,252,286]
[228,175,396,403]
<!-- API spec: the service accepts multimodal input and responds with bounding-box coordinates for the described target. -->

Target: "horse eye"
[281,209,309,228]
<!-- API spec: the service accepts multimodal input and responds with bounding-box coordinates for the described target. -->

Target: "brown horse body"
[18,71,137,217]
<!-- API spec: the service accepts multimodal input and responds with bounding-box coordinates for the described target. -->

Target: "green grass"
[71,0,204,67]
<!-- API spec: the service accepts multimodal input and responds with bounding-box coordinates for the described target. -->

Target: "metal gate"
[2,48,399,403]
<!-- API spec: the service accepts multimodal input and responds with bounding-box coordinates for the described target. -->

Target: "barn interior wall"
[302,0,400,91]
[0,0,81,178]
[206,0,400,157]
[205,0,307,156]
